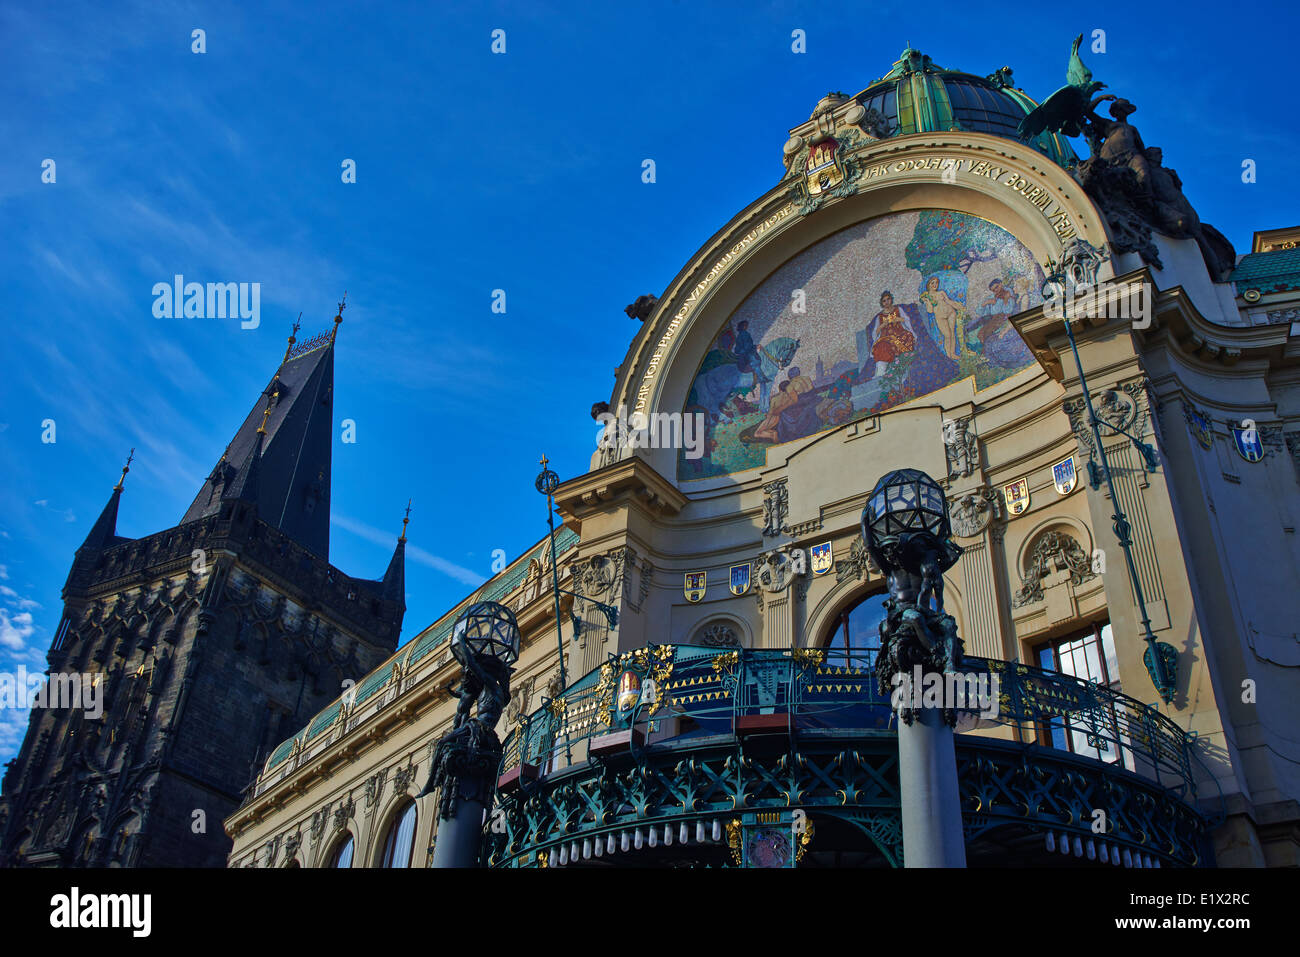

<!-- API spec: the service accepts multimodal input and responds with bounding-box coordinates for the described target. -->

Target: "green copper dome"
[855,48,1078,169]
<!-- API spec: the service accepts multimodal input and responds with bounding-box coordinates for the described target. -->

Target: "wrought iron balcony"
[490,645,1215,868]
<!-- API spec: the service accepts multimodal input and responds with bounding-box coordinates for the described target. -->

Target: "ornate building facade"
[0,316,406,867]
[226,45,1300,868]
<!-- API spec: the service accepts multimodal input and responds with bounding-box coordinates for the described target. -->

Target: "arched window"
[823,591,888,668]
[328,834,354,868]
[379,802,417,868]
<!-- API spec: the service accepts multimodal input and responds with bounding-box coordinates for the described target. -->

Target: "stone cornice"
[1148,287,1300,368]
[1013,268,1300,381]
[554,456,688,527]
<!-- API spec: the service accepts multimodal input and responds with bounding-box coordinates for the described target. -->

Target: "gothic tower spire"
[381,499,408,608]
[81,449,133,551]
[181,308,340,558]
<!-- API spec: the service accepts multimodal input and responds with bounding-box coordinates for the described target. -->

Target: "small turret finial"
[283,313,303,361]
[539,453,549,468]
[114,448,135,492]
[400,498,412,543]
[330,292,347,342]
[256,390,274,435]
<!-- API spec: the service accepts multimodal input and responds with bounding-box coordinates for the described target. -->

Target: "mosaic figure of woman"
[919,275,964,359]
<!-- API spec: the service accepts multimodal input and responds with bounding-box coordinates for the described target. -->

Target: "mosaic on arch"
[680,210,1045,479]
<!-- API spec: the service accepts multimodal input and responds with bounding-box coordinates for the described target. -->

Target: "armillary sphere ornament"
[536,455,560,496]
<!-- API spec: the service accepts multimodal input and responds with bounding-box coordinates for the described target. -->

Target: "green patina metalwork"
[855,48,1078,169]
[1230,248,1300,296]
[408,526,579,666]
[488,645,1214,868]
[303,702,341,743]
[351,660,395,707]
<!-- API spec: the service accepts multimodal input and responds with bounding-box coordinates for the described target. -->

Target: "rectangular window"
[1032,622,1133,770]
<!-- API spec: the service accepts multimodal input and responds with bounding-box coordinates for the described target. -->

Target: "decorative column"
[863,469,967,868]
[426,601,519,868]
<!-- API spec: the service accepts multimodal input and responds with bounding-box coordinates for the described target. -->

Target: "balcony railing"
[501,645,1201,801]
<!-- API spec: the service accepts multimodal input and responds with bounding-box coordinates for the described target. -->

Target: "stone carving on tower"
[624,295,659,322]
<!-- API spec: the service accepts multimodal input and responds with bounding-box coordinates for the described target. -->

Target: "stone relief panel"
[1063,380,1149,467]
[950,486,1003,539]
[1011,529,1096,608]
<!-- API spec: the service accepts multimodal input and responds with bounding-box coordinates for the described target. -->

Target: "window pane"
[845,593,887,669]
[382,803,417,868]
[1099,624,1119,687]
[333,836,353,868]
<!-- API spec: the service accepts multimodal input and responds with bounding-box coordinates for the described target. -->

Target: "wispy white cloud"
[31,500,75,523]
[0,707,33,758]
[331,512,485,588]
[0,608,35,651]
[0,586,40,611]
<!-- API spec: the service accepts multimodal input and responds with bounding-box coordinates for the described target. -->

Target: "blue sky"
[1,0,1296,765]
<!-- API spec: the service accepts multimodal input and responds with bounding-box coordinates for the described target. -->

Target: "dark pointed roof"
[181,334,336,558]
[380,538,405,608]
[223,430,264,504]
[81,486,124,552]
[355,506,407,611]
[80,451,135,552]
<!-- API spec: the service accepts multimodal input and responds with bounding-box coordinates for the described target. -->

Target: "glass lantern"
[451,600,520,666]
[863,468,951,547]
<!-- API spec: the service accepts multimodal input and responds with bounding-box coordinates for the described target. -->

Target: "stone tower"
[0,312,405,867]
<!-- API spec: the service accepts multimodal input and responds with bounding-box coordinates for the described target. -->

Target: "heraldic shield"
[810,542,832,575]
[729,563,751,595]
[1003,477,1029,516]
[1232,426,1264,463]
[1052,456,1078,495]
